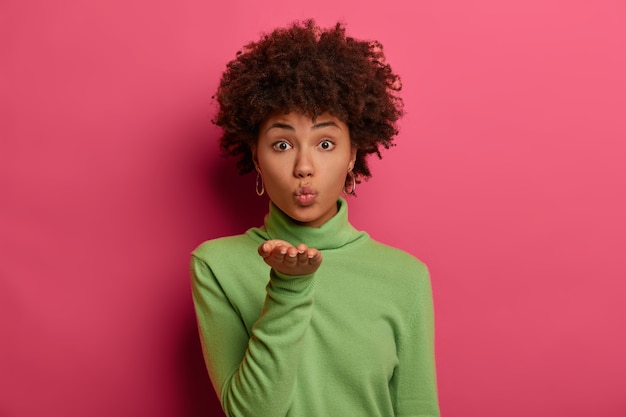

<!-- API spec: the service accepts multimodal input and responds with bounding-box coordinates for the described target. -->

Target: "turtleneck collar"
[258,198,365,251]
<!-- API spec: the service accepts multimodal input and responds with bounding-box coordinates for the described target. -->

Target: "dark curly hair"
[213,19,403,184]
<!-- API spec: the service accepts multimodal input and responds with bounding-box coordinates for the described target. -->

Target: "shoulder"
[192,226,267,261]
[338,238,434,316]
[349,238,432,299]
[190,233,270,306]
[191,228,270,274]
[192,235,258,273]
[193,234,250,258]
[365,238,428,275]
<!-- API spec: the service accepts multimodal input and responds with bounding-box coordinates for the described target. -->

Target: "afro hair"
[213,19,403,184]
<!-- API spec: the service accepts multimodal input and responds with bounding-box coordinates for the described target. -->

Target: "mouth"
[294,187,317,206]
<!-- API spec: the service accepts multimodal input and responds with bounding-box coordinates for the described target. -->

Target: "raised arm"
[191,240,321,417]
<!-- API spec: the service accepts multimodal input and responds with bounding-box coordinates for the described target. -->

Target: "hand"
[258,239,322,277]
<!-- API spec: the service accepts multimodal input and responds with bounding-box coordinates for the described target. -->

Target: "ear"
[348,147,358,171]
[251,145,260,172]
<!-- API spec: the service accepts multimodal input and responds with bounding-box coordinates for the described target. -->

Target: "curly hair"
[213,19,403,183]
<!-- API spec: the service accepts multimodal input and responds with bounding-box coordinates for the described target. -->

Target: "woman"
[191,19,439,417]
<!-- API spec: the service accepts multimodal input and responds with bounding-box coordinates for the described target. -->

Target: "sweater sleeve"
[190,254,315,417]
[391,267,440,417]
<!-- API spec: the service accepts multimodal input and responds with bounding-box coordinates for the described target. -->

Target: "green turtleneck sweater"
[191,198,439,417]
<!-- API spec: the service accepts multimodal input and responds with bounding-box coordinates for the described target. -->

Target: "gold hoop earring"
[255,171,265,196]
[343,170,356,196]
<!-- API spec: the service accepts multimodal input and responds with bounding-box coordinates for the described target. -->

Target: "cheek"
[259,159,290,187]
[321,161,351,189]
[324,153,352,174]
[258,152,282,174]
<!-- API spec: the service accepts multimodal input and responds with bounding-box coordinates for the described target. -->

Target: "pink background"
[2,0,625,416]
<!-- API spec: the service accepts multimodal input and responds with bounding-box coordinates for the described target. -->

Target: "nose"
[294,149,314,178]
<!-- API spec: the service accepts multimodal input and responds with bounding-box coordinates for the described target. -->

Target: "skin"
[253,112,357,276]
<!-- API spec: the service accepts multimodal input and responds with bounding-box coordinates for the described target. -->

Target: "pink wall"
[2,0,625,416]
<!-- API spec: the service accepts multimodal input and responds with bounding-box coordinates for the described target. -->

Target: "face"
[254,112,357,228]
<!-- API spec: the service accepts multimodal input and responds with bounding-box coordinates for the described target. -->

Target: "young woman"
[191,20,440,417]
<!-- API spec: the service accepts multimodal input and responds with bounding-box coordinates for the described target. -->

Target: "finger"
[269,244,288,263]
[282,246,300,266]
[307,249,322,265]
[259,239,294,258]
[258,242,271,258]
[296,250,310,265]
[293,244,307,263]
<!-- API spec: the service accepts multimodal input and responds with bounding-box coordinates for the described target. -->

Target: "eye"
[272,141,292,151]
[318,140,335,150]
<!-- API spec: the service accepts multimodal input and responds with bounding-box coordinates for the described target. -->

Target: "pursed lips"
[295,186,317,205]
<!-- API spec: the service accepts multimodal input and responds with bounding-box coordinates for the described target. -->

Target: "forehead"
[261,111,346,131]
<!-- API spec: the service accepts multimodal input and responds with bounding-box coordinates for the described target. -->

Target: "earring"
[343,170,356,196]
[255,171,265,196]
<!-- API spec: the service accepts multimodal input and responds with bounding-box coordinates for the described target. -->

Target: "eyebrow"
[265,121,341,133]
